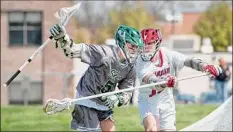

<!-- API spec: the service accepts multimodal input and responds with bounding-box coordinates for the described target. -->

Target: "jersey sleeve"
[80,44,112,66]
[118,66,137,90]
[163,47,187,71]
[117,66,136,105]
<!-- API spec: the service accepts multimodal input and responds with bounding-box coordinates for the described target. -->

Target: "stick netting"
[181,96,232,131]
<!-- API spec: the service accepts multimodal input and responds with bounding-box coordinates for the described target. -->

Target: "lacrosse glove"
[148,76,167,90]
[203,64,222,78]
[101,93,125,109]
[165,75,177,87]
[148,75,177,95]
[49,24,73,49]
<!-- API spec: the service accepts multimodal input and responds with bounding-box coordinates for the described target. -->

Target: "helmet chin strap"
[118,46,128,62]
[121,32,132,64]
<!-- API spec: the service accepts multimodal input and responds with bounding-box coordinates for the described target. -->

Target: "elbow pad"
[184,57,208,72]
[62,42,86,59]
[62,44,84,59]
[56,34,86,59]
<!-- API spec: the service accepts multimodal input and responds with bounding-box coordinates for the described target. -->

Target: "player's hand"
[203,64,222,78]
[101,95,119,109]
[165,75,177,87]
[49,24,68,48]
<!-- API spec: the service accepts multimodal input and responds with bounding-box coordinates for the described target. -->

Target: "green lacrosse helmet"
[115,25,144,49]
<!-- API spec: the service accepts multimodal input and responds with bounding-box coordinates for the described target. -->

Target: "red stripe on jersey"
[151,49,163,67]
[159,50,163,67]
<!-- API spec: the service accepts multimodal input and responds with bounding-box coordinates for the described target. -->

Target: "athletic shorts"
[138,94,176,130]
[71,104,114,131]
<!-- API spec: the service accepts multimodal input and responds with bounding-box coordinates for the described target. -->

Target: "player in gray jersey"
[49,24,144,131]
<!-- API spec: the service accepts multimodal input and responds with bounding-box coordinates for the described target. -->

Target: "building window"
[8,11,42,46]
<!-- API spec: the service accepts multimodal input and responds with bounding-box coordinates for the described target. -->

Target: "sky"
[73,1,232,14]
[72,0,232,27]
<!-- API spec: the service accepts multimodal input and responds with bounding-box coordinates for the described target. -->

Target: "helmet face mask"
[124,42,142,63]
[141,40,161,61]
[140,28,162,61]
[117,41,142,64]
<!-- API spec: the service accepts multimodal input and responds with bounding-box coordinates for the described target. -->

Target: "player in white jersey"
[136,28,222,131]
[49,24,144,131]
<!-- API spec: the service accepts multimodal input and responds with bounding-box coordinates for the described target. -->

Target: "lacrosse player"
[136,28,222,131]
[49,24,144,131]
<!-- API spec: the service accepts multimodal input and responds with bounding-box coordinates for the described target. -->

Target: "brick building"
[161,12,202,38]
[1,1,77,105]
[1,2,220,105]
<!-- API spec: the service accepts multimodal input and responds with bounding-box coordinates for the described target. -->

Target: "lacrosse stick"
[43,73,209,115]
[3,2,82,88]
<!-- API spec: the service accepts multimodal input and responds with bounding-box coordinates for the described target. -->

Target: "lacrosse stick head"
[43,98,72,115]
[54,2,81,26]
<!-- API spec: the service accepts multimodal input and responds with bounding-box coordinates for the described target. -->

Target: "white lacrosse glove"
[49,24,72,49]
[101,93,126,109]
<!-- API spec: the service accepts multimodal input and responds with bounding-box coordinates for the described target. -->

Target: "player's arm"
[142,73,176,90]
[135,57,176,89]
[166,48,222,77]
[49,24,104,66]
[184,57,222,77]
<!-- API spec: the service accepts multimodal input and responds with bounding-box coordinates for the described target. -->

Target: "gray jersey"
[76,44,136,107]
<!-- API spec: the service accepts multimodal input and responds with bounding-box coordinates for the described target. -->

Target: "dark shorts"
[71,104,114,131]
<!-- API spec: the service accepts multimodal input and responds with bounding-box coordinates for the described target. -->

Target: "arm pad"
[184,57,208,72]
[57,34,86,59]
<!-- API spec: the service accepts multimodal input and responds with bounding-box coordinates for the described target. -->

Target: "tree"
[74,1,109,30]
[74,27,92,44]
[194,2,232,52]
[94,3,159,44]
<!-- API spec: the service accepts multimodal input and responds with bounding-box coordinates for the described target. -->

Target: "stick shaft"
[3,36,53,87]
[71,73,208,103]
[3,2,82,88]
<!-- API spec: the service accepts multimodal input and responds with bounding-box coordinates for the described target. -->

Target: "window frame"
[8,10,43,47]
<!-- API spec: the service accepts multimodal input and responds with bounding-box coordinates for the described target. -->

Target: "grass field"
[1,104,218,131]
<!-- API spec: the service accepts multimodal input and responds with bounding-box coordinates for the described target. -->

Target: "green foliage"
[194,2,232,52]
[90,5,158,44]
[1,104,217,131]
[74,27,92,44]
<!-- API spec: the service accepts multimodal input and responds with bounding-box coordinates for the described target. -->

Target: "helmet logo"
[144,34,147,40]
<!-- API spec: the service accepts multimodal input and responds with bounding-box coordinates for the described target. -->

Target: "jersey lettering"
[100,69,122,93]
[149,54,170,97]
[155,67,170,77]
[111,69,123,80]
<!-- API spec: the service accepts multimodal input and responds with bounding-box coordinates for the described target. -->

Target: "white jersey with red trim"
[136,47,187,101]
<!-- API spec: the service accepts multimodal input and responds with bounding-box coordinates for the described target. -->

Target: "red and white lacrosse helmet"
[140,28,162,61]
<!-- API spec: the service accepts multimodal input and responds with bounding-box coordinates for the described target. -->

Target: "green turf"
[1,104,218,131]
